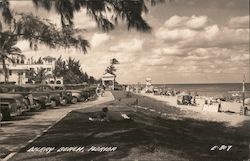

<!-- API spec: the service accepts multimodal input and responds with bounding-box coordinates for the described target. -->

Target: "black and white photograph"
[0,0,249,161]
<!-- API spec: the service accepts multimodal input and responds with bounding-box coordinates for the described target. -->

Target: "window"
[47,68,52,71]
[55,86,63,90]
[56,80,61,84]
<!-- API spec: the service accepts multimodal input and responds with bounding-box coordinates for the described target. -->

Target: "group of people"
[96,84,105,96]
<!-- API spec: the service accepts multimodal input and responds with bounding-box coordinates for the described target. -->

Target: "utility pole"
[242,74,246,115]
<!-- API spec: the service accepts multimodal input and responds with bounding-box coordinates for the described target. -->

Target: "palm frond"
[0,0,13,24]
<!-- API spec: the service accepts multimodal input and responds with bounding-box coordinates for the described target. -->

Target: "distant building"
[144,77,153,92]
[0,56,63,85]
[102,73,115,90]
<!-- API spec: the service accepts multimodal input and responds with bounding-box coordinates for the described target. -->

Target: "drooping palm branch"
[0,33,23,82]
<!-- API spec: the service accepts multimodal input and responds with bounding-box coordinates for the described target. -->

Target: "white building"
[0,56,63,85]
[102,73,115,90]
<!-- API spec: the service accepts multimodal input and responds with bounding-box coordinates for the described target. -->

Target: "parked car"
[81,86,97,101]
[0,85,41,111]
[20,85,54,109]
[49,84,79,104]
[177,93,193,105]
[0,93,26,120]
[64,84,90,102]
[38,85,73,106]
[114,84,123,91]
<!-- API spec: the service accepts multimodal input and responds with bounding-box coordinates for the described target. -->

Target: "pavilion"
[102,73,115,90]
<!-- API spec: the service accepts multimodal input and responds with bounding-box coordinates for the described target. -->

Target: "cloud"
[139,55,174,67]
[74,9,97,29]
[229,15,249,28]
[164,15,208,30]
[188,26,249,48]
[184,47,232,61]
[156,18,249,49]
[90,33,111,47]
[152,47,185,57]
[155,28,197,42]
[109,38,144,52]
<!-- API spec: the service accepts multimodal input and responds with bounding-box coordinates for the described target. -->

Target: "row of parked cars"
[0,84,97,121]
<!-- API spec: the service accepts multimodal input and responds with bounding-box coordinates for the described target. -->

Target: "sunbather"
[89,107,130,122]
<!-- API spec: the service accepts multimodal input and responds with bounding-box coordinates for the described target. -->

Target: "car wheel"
[41,102,46,109]
[71,97,78,104]
[35,101,42,111]
[51,100,57,108]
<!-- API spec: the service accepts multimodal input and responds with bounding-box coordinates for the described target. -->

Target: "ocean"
[151,83,250,97]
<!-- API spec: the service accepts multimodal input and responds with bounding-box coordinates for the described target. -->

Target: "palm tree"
[105,58,119,76]
[32,0,153,32]
[26,67,49,84]
[34,68,49,84]
[0,0,170,57]
[0,33,23,83]
[105,58,119,85]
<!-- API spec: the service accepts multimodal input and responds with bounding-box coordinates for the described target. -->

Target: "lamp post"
[242,75,246,115]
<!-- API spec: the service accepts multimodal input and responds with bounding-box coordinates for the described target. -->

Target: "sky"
[9,0,250,84]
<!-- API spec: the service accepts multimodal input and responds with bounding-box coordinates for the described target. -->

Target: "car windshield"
[54,86,64,90]
[25,87,41,92]
[41,86,53,91]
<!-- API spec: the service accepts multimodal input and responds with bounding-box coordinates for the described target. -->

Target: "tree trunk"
[2,59,9,83]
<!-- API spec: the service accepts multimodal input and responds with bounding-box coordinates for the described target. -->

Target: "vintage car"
[38,85,73,106]
[114,84,123,91]
[0,93,27,120]
[0,85,41,111]
[177,93,193,105]
[81,86,97,101]
[20,85,54,108]
[22,85,72,107]
[63,84,89,102]
[63,84,97,102]
[49,84,81,103]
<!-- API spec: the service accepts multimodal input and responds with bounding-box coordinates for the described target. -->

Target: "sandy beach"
[140,92,250,127]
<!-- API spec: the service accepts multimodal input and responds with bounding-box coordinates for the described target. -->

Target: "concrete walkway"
[0,92,114,160]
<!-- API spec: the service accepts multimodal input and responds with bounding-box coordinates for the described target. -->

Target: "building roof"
[102,73,115,77]
[43,56,56,61]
